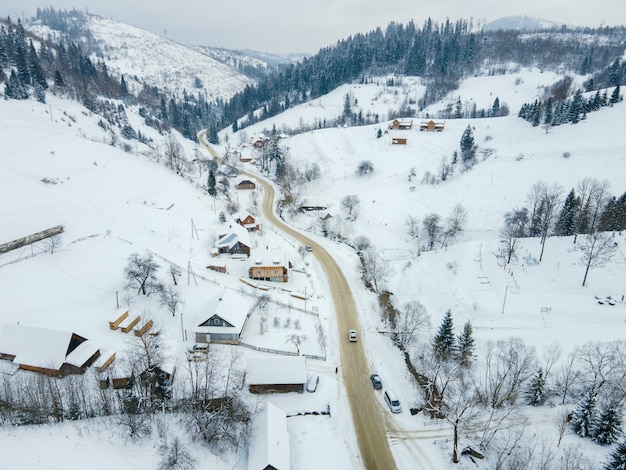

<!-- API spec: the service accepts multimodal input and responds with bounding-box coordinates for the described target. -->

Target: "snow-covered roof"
[250,249,288,267]
[0,324,95,370]
[247,356,306,385]
[194,288,252,334]
[248,402,290,470]
[216,222,251,249]
[65,339,100,367]
[234,174,257,186]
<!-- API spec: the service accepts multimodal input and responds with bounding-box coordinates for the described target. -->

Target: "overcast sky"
[3,1,625,54]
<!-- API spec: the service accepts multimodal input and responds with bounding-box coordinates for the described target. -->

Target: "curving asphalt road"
[199,135,397,469]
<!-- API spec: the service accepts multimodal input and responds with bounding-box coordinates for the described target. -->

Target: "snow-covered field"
[1,64,626,469]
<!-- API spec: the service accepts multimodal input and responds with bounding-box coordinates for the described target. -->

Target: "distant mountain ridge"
[483,16,565,32]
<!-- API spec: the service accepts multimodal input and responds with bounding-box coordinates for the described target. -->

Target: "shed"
[391,137,407,145]
[247,356,306,394]
[248,402,290,470]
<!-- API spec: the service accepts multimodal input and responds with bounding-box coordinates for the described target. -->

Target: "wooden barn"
[248,249,290,282]
[247,356,306,394]
[388,118,413,130]
[235,175,257,190]
[0,324,100,377]
[419,120,445,132]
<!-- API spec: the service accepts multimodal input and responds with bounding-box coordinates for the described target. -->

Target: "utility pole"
[501,285,508,315]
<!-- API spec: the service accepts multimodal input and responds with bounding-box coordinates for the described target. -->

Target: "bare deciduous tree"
[501,208,529,264]
[478,337,537,408]
[157,437,197,470]
[341,194,360,220]
[125,252,163,296]
[422,213,442,251]
[356,160,374,175]
[361,249,391,293]
[164,134,188,176]
[405,215,421,256]
[539,183,563,261]
[285,334,307,355]
[392,301,430,348]
[578,231,618,286]
[46,234,63,254]
[160,286,181,316]
[441,203,467,248]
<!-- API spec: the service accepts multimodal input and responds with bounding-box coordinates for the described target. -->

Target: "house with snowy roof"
[247,356,306,394]
[248,249,290,282]
[234,174,257,190]
[248,402,290,470]
[388,118,413,130]
[193,289,254,344]
[214,223,251,257]
[0,324,100,377]
[236,210,260,231]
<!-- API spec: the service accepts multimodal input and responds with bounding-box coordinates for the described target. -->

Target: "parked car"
[305,245,313,252]
[384,390,402,413]
[348,329,357,342]
[370,373,382,390]
[306,374,320,393]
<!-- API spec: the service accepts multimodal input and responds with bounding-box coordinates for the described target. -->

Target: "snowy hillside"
[29,14,255,102]
[230,74,626,353]
[2,59,626,468]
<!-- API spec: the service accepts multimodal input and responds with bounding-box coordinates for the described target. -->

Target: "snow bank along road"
[199,134,397,469]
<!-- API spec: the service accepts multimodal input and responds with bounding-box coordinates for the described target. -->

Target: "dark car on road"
[370,373,382,390]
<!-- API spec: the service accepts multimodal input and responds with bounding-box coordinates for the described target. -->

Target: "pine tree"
[456,320,475,366]
[207,169,216,197]
[593,400,623,446]
[611,85,622,105]
[491,97,500,117]
[459,125,476,170]
[604,439,626,469]
[526,368,547,406]
[5,69,29,100]
[571,387,598,438]
[433,310,455,361]
[555,188,579,236]
[54,70,65,88]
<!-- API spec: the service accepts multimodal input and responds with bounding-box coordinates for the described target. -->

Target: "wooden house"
[391,137,407,145]
[389,118,413,130]
[419,120,445,132]
[236,210,260,231]
[247,356,306,394]
[235,175,257,190]
[0,324,100,377]
[215,224,251,257]
[248,249,290,282]
[193,289,254,344]
[248,402,290,470]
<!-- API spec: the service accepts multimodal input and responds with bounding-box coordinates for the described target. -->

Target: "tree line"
[222,21,626,133]
[0,15,220,143]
